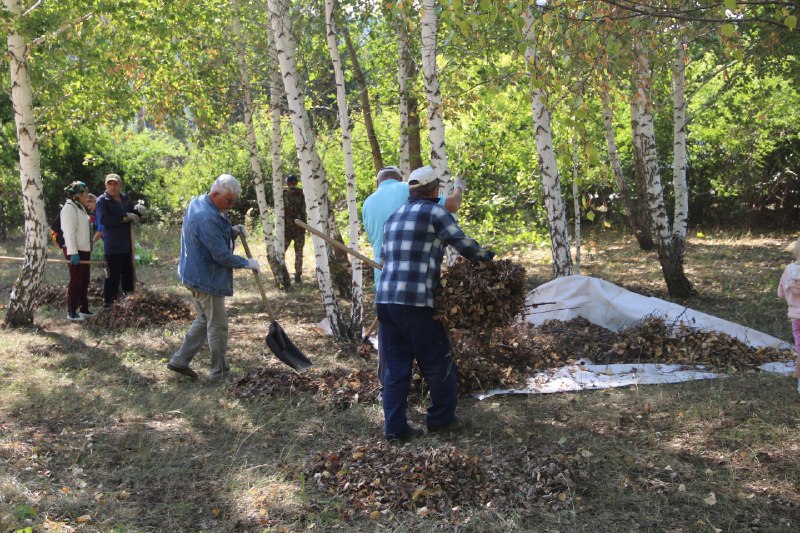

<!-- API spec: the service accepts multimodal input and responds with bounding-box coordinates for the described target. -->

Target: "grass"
[1,225,799,532]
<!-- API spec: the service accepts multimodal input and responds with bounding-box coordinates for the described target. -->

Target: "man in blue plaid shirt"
[376,166,494,442]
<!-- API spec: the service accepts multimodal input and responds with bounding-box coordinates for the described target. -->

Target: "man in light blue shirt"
[362,166,465,290]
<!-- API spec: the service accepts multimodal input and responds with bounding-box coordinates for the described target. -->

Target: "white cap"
[377,166,403,182]
[408,166,438,188]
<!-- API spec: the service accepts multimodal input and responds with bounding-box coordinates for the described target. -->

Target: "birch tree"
[522,8,573,277]
[420,0,451,186]
[4,0,49,327]
[631,39,695,297]
[324,0,363,333]
[267,0,350,339]
[672,37,689,258]
[266,21,290,286]
[230,0,286,287]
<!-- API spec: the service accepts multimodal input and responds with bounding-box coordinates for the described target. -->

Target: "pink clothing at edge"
[777,262,800,319]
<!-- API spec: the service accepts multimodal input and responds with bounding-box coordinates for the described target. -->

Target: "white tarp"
[475,275,795,398]
[524,275,791,349]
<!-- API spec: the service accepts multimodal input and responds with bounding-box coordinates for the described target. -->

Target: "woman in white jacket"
[60,181,93,321]
[777,238,800,394]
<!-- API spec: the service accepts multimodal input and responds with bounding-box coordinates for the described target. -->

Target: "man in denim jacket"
[167,174,260,382]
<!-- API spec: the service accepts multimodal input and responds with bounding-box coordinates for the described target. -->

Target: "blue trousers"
[377,303,457,439]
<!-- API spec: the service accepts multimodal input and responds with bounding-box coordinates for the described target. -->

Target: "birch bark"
[522,9,572,277]
[266,25,290,286]
[632,40,695,297]
[267,0,349,338]
[230,0,283,286]
[420,0,450,183]
[325,0,363,333]
[672,38,689,258]
[4,0,49,327]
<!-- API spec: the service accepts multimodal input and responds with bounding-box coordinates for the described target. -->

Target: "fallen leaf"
[704,492,717,506]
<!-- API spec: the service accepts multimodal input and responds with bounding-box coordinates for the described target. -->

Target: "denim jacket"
[178,194,248,296]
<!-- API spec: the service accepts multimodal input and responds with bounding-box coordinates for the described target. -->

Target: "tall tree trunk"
[230,0,284,286]
[632,40,695,297]
[599,71,642,240]
[325,0,363,334]
[407,94,423,171]
[342,24,383,173]
[4,0,49,327]
[266,23,290,286]
[522,9,572,277]
[397,12,412,178]
[672,38,689,258]
[267,0,350,339]
[421,0,451,184]
[629,98,655,251]
[572,132,581,275]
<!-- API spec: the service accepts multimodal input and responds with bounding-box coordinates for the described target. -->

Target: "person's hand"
[126,212,141,224]
[70,254,80,266]
[246,258,260,272]
[231,224,246,238]
[133,201,147,217]
[454,177,467,192]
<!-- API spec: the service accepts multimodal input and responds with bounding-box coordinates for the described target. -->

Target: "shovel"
[238,234,312,372]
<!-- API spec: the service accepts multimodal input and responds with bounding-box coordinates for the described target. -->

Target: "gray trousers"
[169,287,229,379]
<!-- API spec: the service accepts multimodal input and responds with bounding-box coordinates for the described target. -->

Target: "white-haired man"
[167,174,259,382]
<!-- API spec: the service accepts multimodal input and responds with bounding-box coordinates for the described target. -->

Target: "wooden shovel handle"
[0,255,102,265]
[293,219,381,270]
[237,234,276,322]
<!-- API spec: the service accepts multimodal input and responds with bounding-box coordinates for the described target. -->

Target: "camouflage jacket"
[284,187,306,223]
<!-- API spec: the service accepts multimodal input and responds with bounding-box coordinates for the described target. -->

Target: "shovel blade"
[266,321,312,371]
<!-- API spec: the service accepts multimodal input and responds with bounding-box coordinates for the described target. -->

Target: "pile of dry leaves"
[448,316,793,394]
[87,290,192,329]
[303,441,587,518]
[231,368,380,409]
[434,258,527,332]
[35,283,103,307]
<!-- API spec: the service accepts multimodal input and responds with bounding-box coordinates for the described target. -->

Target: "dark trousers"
[104,252,134,305]
[377,303,457,439]
[64,250,91,313]
[284,226,304,280]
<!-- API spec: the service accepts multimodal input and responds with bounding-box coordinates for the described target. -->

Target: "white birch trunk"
[266,22,290,286]
[672,39,689,256]
[572,133,581,275]
[4,0,49,327]
[397,12,412,178]
[633,40,695,296]
[230,0,283,285]
[420,0,450,183]
[522,9,572,277]
[267,0,348,338]
[325,0,363,332]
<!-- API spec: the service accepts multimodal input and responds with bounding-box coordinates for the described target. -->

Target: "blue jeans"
[377,303,457,439]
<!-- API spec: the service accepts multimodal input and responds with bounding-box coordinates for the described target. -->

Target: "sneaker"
[386,426,424,443]
[428,415,472,434]
[103,302,113,309]
[79,310,94,318]
[67,311,84,322]
[167,363,199,381]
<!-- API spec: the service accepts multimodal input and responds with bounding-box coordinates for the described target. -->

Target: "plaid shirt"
[376,198,492,308]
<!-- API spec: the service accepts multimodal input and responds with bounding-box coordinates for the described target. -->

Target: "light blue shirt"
[362,179,444,290]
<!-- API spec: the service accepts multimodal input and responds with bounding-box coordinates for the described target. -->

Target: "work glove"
[453,177,467,192]
[126,212,141,224]
[70,254,80,266]
[246,258,260,272]
[133,200,147,217]
[231,224,246,238]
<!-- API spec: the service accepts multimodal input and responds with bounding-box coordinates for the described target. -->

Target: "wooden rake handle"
[0,255,103,265]
[293,219,381,270]
[237,234,276,323]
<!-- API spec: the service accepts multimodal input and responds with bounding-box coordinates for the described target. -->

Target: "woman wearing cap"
[60,181,93,321]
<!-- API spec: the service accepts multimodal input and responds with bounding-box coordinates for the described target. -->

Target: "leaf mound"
[86,290,192,329]
[434,257,527,331]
